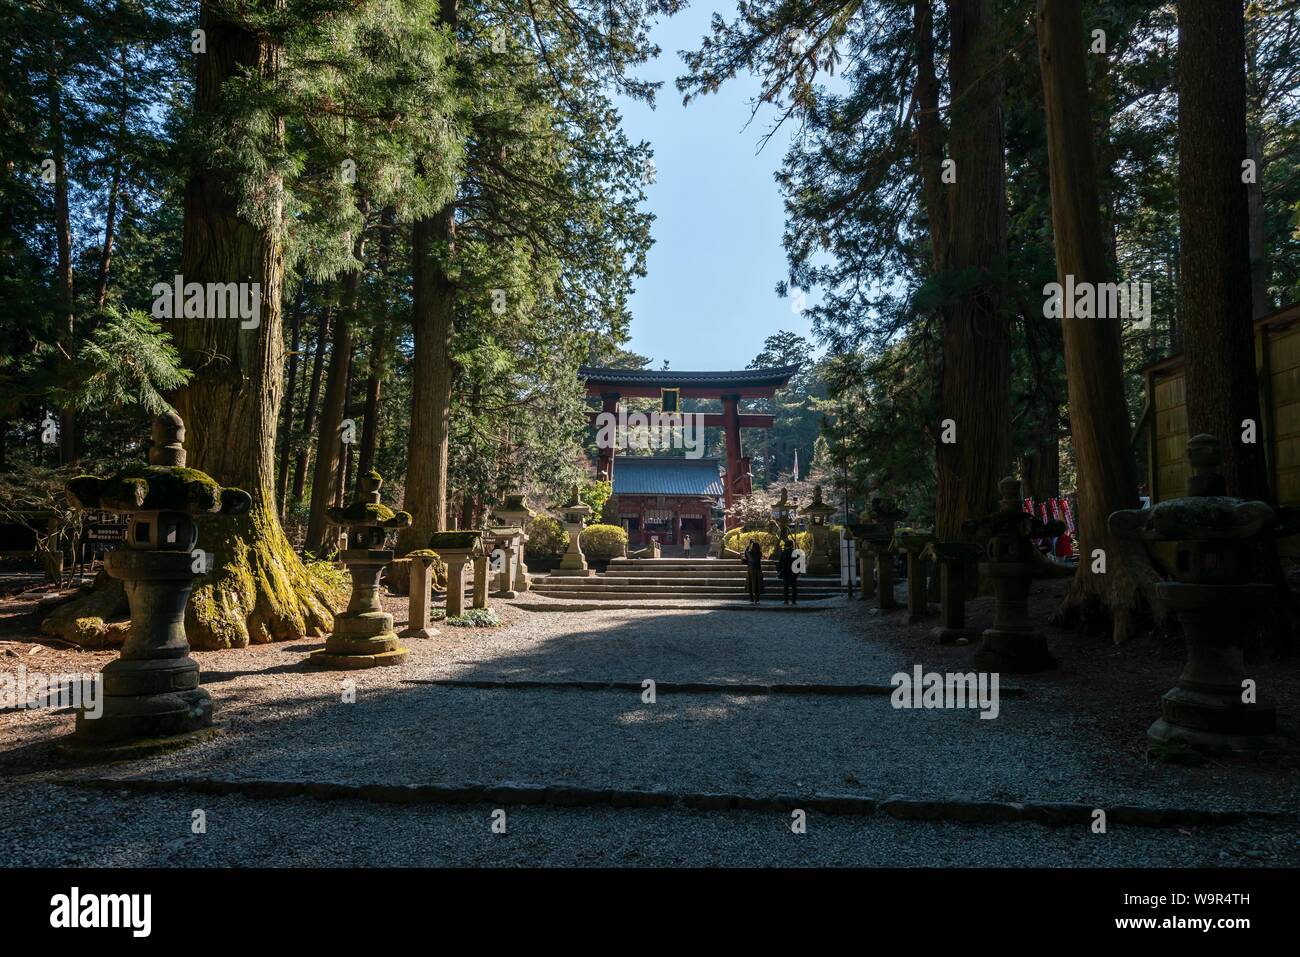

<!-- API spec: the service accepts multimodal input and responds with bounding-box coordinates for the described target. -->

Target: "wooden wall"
[1144,303,1300,508]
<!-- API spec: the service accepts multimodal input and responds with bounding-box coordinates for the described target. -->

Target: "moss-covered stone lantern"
[963,476,1073,673]
[309,470,411,669]
[60,412,251,757]
[1109,434,1284,752]
[553,486,594,577]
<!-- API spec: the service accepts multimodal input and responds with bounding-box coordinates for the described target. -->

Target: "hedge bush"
[580,523,628,559]
[723,529,779,558]
[526,515,567,557]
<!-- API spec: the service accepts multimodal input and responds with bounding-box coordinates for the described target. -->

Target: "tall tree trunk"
[1177,0,1269,501]
[164,1,334,648]
[305,261,361,555]
[94,44,128,310]
[914,0,949,274]
[1037,0,1162,639]
[357,315,387,479]
[397,0,459,558]
[276,288,305,513]
[47,38,77,464]
[291,305,330,508]
[934,0,1011,540]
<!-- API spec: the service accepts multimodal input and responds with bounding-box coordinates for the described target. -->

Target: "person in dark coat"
[778,539,799,605]
[744,540,765,604]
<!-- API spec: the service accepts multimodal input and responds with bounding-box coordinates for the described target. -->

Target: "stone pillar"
[721,396,741,522]
[858,549,874,600]
[401,555,437,640]
[892,529,936,623]
[495,541,517,596]
[926,542,981,644]
[472,553,489,609]
[875,546,898,611]
[445,557,469,618]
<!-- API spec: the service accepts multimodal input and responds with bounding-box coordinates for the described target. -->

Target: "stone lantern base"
[60,550,216,760]
[972,562,1056,673]
[309,550,409,669]
[1149,582,1284,752]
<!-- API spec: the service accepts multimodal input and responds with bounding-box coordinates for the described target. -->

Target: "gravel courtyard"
[2,582,1298,867]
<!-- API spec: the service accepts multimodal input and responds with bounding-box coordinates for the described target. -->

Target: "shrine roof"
[580,364,799,398]
[612,457,725,498]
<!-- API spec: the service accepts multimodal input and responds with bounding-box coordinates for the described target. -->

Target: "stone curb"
[63,777,1296,829]
[401,678,1028,698]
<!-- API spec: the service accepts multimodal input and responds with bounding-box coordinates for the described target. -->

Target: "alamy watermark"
[150,275,261,329]
[0,665,102,719]
[1042,274,1151,329]
[890,665,999,720]
[594,408,705,458]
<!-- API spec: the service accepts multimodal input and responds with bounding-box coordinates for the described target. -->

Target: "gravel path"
[3,587,1298,866]
[3,783,1296,868]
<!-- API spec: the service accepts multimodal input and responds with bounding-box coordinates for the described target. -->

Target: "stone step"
[526,589,838,602]
[531,583,844,596]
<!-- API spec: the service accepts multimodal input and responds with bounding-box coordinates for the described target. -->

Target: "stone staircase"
[530,557,844,602]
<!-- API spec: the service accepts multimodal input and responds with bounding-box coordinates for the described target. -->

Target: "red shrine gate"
[579,365,799,533]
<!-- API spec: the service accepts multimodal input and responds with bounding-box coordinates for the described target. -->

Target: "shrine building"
[579,364,799,542]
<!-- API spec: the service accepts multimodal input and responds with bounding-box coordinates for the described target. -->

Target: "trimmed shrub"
[724,529,780,558]
[580,523,628,559]
[526,514,567,557]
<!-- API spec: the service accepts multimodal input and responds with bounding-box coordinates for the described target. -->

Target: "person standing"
[682,533,692,558]
[744,539,764,604]
[778,539,800,605]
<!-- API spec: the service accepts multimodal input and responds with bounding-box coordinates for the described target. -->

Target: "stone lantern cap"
[803,485,837,522]
[1110,435,1276,542]
[560,485,592,522]
[963,476,1064,543]
[891,526,937,553]
[426,530,484,562]
[404,549,442,567]
[922,540,982,564]
[325,470,412,530]
[849,498,908,545]
[65,412,251,518]
[493,493,534,521]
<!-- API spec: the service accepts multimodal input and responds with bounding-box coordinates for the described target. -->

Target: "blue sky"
[616,5,818,371]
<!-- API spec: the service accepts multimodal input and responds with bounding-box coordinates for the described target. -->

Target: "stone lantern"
[922,540,983,644]
[553,486,593,577]
[770,488,798,543]
[1109,434,1284,752]
[428,531,484,617]
[803,485,838,574]
[857,499,907,611]
[60,412,251,757]
[963,476,1073,673]
[492,493,534,593]
[310,470,412,669]
[891,526,938,623]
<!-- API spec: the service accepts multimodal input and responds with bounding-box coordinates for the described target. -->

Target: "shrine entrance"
[580,365,799,529]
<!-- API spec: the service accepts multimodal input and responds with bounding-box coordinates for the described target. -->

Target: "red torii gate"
[579,365,799,525]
